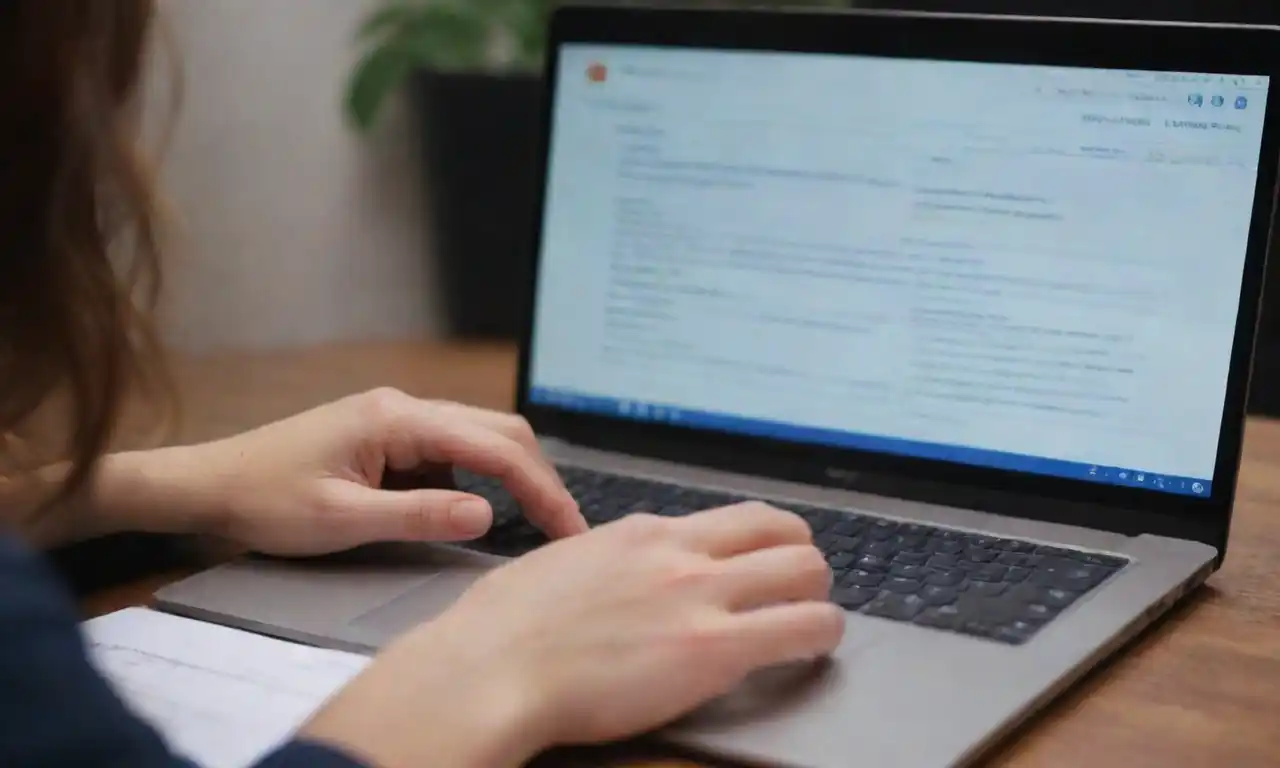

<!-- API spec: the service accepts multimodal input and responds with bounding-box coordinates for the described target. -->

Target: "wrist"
[86,444,233,541]
[303,628,546,768]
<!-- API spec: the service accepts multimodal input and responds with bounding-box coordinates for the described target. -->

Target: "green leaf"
[346,5,494,130]
[356,2,427,41]
[345,44,414,132]
[392,7,491,70]
[504,0,557,70]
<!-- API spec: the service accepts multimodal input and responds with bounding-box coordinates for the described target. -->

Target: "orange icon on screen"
[587,62,608,83]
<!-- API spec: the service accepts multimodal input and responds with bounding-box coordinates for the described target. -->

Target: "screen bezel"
[514,5,1280,558]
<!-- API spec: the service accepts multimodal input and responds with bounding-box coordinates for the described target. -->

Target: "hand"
[303,502,845,768]
[180,388,585,556]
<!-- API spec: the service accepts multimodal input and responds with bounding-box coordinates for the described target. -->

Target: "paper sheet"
[83,607,371,768]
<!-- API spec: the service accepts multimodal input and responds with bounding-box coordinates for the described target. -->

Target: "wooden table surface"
[85,340,1280,768]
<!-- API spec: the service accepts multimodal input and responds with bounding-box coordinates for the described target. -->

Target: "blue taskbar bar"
[529,387,1214,498]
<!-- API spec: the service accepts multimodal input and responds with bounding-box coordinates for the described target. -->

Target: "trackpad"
[347,567,487,647]
[679,658,839,727]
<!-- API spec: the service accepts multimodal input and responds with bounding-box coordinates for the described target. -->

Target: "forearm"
[4,445,228,549]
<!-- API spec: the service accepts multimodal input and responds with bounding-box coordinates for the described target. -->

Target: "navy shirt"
[0,534,367,768]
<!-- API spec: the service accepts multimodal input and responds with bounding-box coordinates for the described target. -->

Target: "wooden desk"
[84,341,1280,767]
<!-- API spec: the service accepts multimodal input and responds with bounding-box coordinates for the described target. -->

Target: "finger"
[387,409,582,538]
[677,502,813,558]
[433,405,584,532]
[322,482,495,544]
[430,404,550,466]
[726,602,846,671]
[717,545,833,611]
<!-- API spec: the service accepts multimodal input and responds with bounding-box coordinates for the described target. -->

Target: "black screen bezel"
[514,6,1280,559]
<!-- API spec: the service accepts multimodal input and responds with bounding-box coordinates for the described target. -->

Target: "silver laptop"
[156,7,1280,767]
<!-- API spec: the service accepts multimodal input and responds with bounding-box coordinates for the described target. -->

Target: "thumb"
[323,482,495,544]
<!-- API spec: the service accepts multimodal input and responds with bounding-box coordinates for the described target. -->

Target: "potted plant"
[346,0,848,339]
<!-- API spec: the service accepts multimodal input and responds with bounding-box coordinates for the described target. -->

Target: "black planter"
[1249,277,1280,416]
[414,71,542,340]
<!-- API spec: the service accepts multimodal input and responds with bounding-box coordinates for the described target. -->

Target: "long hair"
[0,1,172,511]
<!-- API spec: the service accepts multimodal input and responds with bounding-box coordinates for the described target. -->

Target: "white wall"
[153,0,443,353]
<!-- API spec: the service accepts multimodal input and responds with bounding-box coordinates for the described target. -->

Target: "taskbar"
[529,386,1213,498]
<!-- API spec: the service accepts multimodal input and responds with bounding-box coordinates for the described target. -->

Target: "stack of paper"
[84,608,371,768]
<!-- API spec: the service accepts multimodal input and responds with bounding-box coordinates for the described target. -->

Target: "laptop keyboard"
[456,466,1129,646]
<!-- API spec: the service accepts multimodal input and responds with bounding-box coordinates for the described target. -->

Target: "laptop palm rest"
[153,543,505,653]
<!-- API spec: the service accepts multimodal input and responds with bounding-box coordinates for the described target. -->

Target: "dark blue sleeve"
[258,742,371,768]
[0,535,369,768]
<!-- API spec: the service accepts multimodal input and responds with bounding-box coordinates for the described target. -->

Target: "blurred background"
[151,0,841,352]
[148,0,1280,412]
[153,0,439,352]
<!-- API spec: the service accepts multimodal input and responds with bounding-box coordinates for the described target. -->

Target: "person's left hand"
[180,388,585,557]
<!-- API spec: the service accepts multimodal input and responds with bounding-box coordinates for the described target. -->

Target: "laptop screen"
[526,43,1271,499]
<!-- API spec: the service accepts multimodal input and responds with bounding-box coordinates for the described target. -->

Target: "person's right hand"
[302,502,845,768]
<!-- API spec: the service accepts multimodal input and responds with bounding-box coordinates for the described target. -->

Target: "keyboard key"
[1023,603,1055,622]
[863,541,897,558]
[889,563,930,580]
[1072,551,1127,568]
[926,569,967,587]
[832,586,878,610]
[995,621,1040,644]
[965,548,999,563]
[1030,563,1110,592]
[1006,566,1032,583]
[894,550,930,566]
[828,535,861,552]
[996,551,1029,566]
[970,564,1009,583]
[865,592,927,621]
[856,555,892,573]
[934,539,964,554]
[893,533,929,550]
[915,604,962,630]
[927,553,959,569]
[884,577,923,594]
[1041,588,1077,609]
[828,552,857,570]
[831,519,864,536]
[843,570,884,588]
[922,585,959,606]
[970,581,1008,598]
[868,521,897,540]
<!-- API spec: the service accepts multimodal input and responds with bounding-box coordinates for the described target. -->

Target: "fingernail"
[449,499,492,537]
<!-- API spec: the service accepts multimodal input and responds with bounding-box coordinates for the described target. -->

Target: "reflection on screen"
[528,45,1271,497]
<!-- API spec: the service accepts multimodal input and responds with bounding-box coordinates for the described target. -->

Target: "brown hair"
[0,2,172,509]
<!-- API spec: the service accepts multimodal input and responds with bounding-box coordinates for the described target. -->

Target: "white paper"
[83,607,371,768]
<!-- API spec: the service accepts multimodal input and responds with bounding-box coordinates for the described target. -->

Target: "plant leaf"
[506,0,557,71]
[345,44,414,131]
[392,7,491,70]
[356,2,426,41]
[346,4,494,131]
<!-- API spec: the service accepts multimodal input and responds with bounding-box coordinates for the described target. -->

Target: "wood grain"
[85,341,1280,767]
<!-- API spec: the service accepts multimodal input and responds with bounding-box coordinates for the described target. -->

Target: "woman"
[0,3,844,767]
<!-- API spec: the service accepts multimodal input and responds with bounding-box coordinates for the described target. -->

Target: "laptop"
[155,6,1280,767]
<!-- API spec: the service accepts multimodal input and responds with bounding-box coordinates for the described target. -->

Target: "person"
[0,4,845,768]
